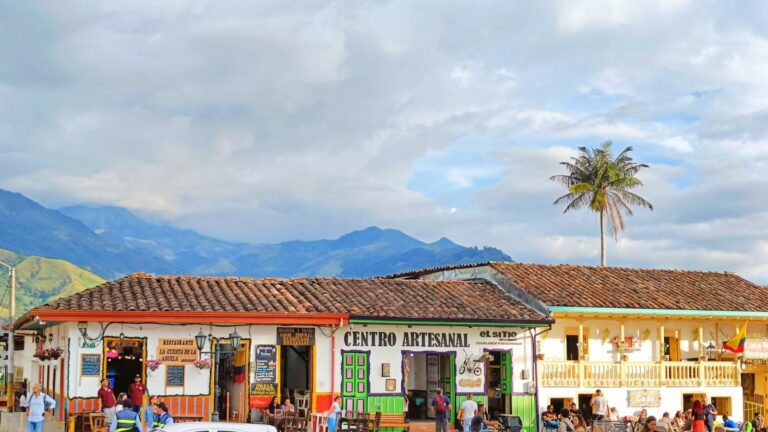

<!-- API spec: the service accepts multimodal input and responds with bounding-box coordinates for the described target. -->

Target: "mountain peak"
[431,237,460,249]
[335,226,424,249]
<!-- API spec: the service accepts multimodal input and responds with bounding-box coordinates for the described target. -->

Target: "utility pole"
[7,266,15,411]
[0,262,15,411]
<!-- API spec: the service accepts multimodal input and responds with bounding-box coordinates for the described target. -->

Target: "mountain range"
[0,188,512,315]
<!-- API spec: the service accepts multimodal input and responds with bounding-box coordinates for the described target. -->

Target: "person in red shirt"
[97,378,116,423]
[128,374,148,414]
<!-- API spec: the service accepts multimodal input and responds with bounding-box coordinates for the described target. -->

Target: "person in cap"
[128,374,148,414]
[151,402,173,430]
[110,399,142,432]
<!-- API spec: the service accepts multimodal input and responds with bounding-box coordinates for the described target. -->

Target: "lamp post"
[195,328,242,422]
[0,261,15,411]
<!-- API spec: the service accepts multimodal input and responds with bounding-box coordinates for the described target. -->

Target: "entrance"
[104,337,145,395]
[213,339,251,422]
[277,327,315,411]
[485,351,512,419]
[403,352,455,421]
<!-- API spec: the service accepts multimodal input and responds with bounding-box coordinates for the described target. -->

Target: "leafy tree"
[550,141,653,266]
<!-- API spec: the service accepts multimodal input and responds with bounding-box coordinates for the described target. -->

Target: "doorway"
[566,336,579,361]
[683,393,707,411]
[664,334,681,361]
[485,351,511,418]
[279,345,312,401]
[213,339,251,422]
[104,337,145,396]
[403,352,455,421]
[577,394,593,423]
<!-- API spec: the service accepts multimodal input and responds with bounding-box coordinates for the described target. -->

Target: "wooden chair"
[90,412,108,432]
[371,411,382,432]
[356,412,372,432]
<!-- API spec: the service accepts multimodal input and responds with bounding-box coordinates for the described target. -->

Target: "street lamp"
[0,261,15,411]
[195,328,243,422]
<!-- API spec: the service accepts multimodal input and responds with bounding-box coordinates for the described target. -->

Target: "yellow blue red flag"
[723,323,748,353]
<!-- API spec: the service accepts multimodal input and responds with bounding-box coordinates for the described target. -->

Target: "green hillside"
[0,249,105,317]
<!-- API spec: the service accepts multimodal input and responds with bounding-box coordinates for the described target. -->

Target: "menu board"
[81,354,101,377]
[166,365,185,387]
[277,327,315,346]
[253,345,277,395]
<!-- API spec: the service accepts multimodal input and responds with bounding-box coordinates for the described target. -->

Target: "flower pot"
[621,354,629,361]
[537,353,545,361]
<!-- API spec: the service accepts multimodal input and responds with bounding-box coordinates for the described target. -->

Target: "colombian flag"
[723,323,748,353]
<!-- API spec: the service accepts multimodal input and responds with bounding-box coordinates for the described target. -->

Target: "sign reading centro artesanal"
[157,339,198,364]
[344,331,470,348]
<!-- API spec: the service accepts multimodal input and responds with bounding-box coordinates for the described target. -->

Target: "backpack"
[434,396,447,414]
[29,393,52,412]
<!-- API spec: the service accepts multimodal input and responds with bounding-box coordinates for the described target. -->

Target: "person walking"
[128,374,148,415]
[324,395,342,432]
[150,402,173,430]
[459,394,478,432]
[22,384,57,432]
[591,390,608,422]
[110,400,143,432]
[98,378,117,424]
[558,408,574,432]
[431,388,452,432]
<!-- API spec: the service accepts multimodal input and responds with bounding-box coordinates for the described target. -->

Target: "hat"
[134,374,141,378]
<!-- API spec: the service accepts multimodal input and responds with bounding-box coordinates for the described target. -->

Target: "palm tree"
[550,141,653,266]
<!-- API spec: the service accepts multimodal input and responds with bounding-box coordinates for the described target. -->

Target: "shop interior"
[279,344,312,402]
[215,340,250,422]
[403,352,454,420]
[484,351,505,419]
[105,338,144,395]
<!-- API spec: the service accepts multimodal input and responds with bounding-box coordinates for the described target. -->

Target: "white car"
[156,422,279,432]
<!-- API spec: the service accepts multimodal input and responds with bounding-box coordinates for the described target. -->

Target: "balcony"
[540,360,740,388]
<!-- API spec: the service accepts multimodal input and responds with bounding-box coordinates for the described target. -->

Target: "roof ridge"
[491,262,745,277]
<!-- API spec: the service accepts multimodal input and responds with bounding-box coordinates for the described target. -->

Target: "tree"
[550,141,653,266]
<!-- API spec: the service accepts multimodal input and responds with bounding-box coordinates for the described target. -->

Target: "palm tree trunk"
[600,208,606,267]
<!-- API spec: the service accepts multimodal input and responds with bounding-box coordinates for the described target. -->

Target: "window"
[711,397,732,416]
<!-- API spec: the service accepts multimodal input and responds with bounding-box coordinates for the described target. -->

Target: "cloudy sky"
[2,1,768,280]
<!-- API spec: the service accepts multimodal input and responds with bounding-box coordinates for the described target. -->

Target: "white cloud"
[1,1,768,282]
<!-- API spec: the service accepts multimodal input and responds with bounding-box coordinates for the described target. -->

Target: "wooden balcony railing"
[540,360,740,388]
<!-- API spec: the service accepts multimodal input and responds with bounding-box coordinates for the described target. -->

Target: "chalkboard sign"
[166,365,185,387]
[81,354,101,377]
[253,345,277,395]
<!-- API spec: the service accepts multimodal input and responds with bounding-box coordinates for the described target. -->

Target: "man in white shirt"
[459,394,479,432]
[591,389,609,421]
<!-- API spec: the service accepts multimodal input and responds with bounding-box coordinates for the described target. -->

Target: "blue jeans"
[28,420,44,432]
[464,417,473,432]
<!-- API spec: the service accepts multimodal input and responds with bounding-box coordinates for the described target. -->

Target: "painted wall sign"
[277,327,315,346]
[476,330,521,346]
[111,339,141,348]
[343,331,469,348]
[254,344,277,394]
[157,339,198,364]
[628,390,661,407]
[166,365,185,387]
[81,354,101,376]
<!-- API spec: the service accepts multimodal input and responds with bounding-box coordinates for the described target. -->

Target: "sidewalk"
[0,412,66,432]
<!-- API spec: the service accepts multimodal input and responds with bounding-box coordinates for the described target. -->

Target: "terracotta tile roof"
[487,262,768,311]
[35,272,548,322]
[387,262,768,312]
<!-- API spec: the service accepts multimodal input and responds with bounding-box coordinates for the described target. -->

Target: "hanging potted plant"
[193,358,212,373]
[146,358,162,375]
[33,349,50,363]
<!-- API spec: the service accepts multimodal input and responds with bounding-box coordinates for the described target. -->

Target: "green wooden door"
[342,352,369,412]
[499,351,512,393]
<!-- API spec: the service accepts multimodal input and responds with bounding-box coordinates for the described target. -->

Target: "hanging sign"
[745,339,768,360]
[277,327,315,346]
[157,339,198,365]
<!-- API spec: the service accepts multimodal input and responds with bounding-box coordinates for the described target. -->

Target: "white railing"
[540,360,739,388]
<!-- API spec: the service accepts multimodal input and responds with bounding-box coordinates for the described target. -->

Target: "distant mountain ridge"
[59,207,512,278]
[0,189,511,284]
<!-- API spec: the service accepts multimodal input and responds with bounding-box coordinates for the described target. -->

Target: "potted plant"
[537,353,545,361]
[193,358,212,373]
[146,358,162,374]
